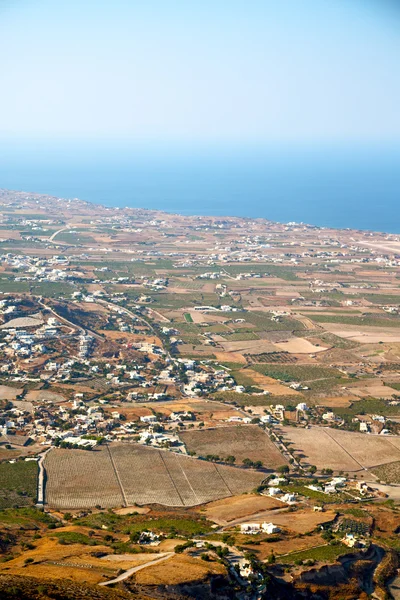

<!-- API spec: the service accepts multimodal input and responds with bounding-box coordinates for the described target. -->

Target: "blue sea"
[1,141,400,233]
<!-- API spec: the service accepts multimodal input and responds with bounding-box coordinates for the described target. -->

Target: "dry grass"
[280,426,400,472]
[203,494,283,525]
[261,509,337,534]
[0,535,115,585]
[243,369,301,395]
[133,554,226,585]
[274,338,328,354]
[180,425,287,468]
[314,396,358,408]
[214,351,247,363]
[0,385,23,400]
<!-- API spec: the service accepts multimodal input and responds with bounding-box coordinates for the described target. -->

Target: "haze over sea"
[1,142,400,234]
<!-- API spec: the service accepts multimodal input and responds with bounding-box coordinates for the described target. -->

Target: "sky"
[1,0,400,144]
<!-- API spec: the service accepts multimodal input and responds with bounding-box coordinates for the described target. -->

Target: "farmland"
[279,425,400,472]
[203,494,283,525]
[44,444,264,509]
[371,461,400,484]
[0,460,38,508]
[180,425,287,468]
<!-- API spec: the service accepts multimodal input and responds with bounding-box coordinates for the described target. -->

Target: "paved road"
[99,552,174,586]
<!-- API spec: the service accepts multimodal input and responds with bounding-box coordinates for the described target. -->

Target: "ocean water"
[1,142,400,233]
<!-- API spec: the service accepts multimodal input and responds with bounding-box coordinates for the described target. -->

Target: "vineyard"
[44,444,263,509]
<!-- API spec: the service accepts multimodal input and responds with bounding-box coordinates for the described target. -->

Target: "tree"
[278,465,290,474]
[309,465,317,474]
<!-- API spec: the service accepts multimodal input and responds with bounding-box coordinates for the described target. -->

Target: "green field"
[251,364,345,383]
[77,512,212,536]
[0,460,38,509]
[336,398,400,419]
[212,390,303,407]
[279,543,348,564]
[308,313,400,328]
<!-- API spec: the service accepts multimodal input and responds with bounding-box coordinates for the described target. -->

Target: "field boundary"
[106,444,128,507]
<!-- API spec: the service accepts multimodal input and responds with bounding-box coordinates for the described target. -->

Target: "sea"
[1,141,400,233]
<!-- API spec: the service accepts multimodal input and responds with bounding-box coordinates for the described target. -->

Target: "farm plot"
[256,508,337,534]
[280,426,400,472]
[319,322,400,344]
[45,444,264,509]
[371,461,400,484]
[274,338,328,354]
[325,428,400,469]
[44,447,124,509]
[204,494,283,525]
[241,368,302,395]
[0,385,23,400]
[180,425,287,469]
[110,444,262,506]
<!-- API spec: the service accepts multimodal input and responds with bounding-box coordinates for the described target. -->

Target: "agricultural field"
[44,444,264,509]
[132,554,226,586]
[203,494,283,525]
[44,446,125,509]
[280,425,400,472]
[371,460,400,483]
[0,460,38,508]
[180,425,287,468]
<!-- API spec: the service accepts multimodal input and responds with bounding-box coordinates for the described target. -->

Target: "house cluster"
[240,521,280,535]
[1,253,73,282]
[307,476,347,495]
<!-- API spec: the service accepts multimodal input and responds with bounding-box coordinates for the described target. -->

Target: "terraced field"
[44,444,263,509]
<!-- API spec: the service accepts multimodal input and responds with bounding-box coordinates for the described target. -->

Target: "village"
[1,190,400,599]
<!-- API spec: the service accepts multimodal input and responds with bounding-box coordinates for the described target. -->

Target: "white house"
[261,522,280,534]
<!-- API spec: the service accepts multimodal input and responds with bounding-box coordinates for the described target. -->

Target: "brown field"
[280,426,400,471]
[134,554,226,585]
[321,323,400,343]
[25,390,67,403]
[99,330,160,344]
[140,399,239,423]
[326,428,400,468]
[314,396,358,408]
[0,385,23,400]
[180,425,287,468]
[117,406,153,420]
[203,494,283,525]
[256,508,337,534]
[346,381,399,399]
[243,369,301,395]
[0,535,115,585]
[214,351,247,363]
[44,444,264,509]
[220,340,276,354]
[274,338,328,354]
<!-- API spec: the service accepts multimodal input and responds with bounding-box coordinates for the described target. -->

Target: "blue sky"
[1,0,400,143]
